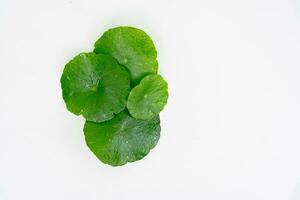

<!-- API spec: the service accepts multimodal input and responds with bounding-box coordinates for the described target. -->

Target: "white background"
[1,0,300,199]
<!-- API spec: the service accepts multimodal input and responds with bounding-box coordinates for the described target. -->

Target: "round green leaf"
[84,110,161,166]
[94,26,158,84]
[60,52,130,123]
[127,74,168,120]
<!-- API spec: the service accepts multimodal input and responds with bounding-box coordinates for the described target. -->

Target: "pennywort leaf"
[127,74,168,120]
[94,26,158,85]
[84,110,161,166]
[61,53,130,123]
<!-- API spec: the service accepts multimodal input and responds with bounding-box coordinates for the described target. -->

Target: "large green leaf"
[94,26,158,85]
[84,110,161,166]
[127,74,168,120]
[60,52,130,123]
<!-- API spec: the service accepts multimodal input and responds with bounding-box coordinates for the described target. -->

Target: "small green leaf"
[60,52,130,123]
[84,110,160,166]
[127,74,168,120]
[94,26,158,84]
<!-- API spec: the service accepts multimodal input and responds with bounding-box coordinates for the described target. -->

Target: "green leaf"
[94,26,158,85]
[84,110,160,166]
[60,52,130,123]
[127,74,168,120]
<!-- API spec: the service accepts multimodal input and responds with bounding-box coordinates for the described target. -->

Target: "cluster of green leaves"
[61,26,168,166]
